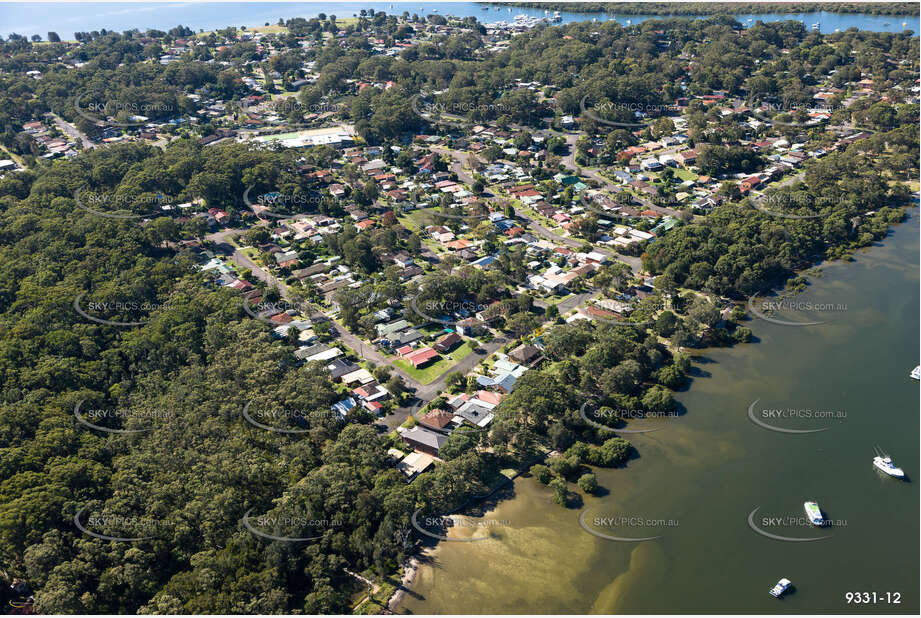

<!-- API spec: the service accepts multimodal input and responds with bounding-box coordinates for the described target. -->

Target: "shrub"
[586,437,633,467]
[549,478,568,506]
[530,464,552,484]
[578,473,598,494]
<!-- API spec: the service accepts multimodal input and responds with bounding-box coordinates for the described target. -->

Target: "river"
[0,2,916,39]
[401,208,920,614]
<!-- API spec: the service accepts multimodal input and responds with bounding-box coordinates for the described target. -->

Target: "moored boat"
[873,447,905,478]
[770,578,792,598]
[804,500,824,526]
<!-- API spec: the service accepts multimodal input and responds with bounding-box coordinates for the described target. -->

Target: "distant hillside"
[495,3,920,17]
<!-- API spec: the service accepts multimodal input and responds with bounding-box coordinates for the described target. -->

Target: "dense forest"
[0,139,695,613]
[0,13,917,615]
[642,123,917,297]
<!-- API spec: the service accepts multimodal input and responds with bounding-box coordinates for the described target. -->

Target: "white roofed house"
[658,154,677,167]
[453,399,495,428]
[641,157,663,171]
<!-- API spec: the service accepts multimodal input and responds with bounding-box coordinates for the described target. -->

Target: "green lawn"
[673,168,699,182]
[397,215,446,254]
[447,341,474,362]
[392,343,476,384]
[544,293,575,306]
[393,356,456,384]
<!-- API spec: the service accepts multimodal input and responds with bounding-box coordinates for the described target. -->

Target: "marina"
[0,3,917,39]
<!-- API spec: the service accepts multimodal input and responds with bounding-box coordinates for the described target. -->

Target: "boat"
[770,578,792,598]
[481,6,489,10]
[903,21,908,27]
[910,365,920,380]
[873,448,905,478]
[811,22,820,30]
[803,501,824,526]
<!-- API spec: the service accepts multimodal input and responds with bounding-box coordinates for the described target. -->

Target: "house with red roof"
[433,332,462,353]
[740,176,761,192]
[405,347,439,368]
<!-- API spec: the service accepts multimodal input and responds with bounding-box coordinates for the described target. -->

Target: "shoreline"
[387,548,431,612]
[389,203,919,614]
[4,4,917,41]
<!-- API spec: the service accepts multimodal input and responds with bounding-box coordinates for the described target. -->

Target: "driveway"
[47,112,95,149]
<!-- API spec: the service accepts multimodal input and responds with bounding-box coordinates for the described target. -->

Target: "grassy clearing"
[448,341,474,362]
[0,145,24,167]
[392,355,457,384]
[673,168,699,182]
[352,573,400,615]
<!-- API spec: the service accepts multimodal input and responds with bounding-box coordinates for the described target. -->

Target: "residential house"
[405,347,439,368]
[433,332,462,353]
[509,343,542,366]
[418,408,456,432]
[456,317,486,337]
[675,149,697,166]
[401,426,447,456]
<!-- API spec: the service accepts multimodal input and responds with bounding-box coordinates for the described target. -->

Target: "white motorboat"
[770,578,792,598]
[804,501,824,526]
[873,447,905,478]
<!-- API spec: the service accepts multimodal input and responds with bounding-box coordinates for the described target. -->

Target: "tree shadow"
[591,485,611,498]
[564,491,584,509]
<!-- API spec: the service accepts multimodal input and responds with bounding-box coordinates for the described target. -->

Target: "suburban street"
[432,140,645,274]
[206,226,507,430]
[46,112,95,150]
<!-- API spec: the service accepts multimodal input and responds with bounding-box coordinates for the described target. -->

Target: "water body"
[403,209,919,614]
[0,2,916,40]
